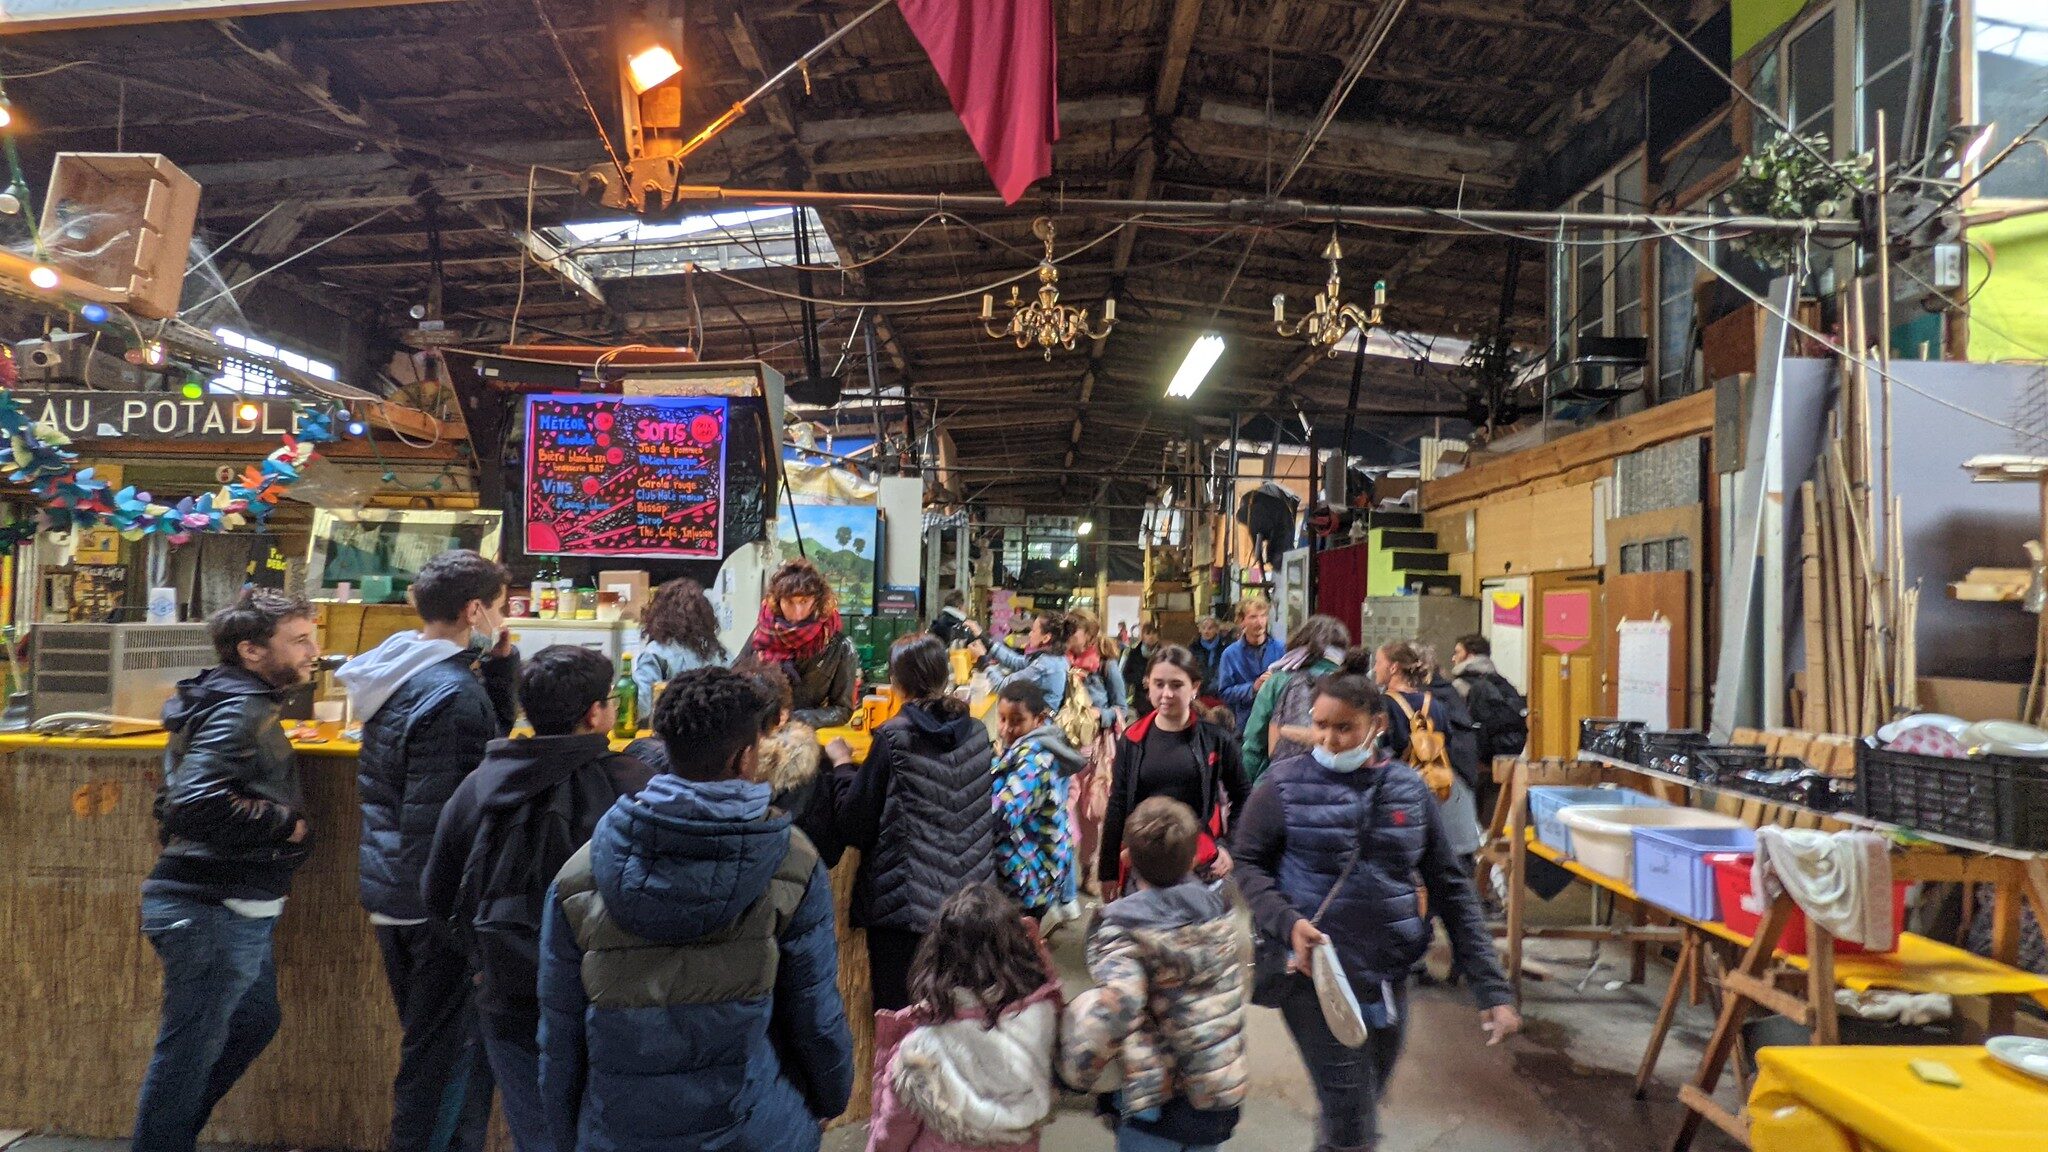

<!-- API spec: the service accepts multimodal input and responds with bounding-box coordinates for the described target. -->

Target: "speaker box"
[40,153,201,321]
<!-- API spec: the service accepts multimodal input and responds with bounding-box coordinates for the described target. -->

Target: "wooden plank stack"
[1798,287,1915,736]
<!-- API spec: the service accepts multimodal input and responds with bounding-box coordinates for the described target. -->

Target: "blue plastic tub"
[1528,786,1664,854]
[1632,825,1757,920]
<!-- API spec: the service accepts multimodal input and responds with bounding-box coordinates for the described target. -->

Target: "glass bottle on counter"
[611,657,638,739]
[535,561,559,619]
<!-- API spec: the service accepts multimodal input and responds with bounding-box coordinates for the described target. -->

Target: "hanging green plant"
[1722,133,1871,270]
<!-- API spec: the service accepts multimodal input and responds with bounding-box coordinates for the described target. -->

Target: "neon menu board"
[523,393,727,558]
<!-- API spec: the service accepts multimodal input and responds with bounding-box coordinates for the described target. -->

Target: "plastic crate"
[1708,852,1905,956]
[1854,738,2048,849]
[1638,729,1710,773]
[1724,765,1854,812]
[1662,742,1765,782]
[1632,825,1756,920]
[1580,717,1645,761]
[1528,785,1664,854]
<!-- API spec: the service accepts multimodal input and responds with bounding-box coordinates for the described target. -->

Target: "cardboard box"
[599,570,652,621]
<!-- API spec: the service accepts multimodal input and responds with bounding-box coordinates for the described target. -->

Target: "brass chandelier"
[1273,231,1386,355]
[981,218,1116,359]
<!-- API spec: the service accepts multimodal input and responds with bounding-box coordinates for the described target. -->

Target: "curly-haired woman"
[745,559,859,728]
[632,578,728,709]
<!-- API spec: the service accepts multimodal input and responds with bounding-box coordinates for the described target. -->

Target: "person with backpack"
[1240,614,1353,784]
[538,667,853,1152]
[1066,609,1126,903]
[420,646,657,1152]
[1449,634,1526,825]
[992,680,1089,923]
[1374,642,1484,868]
[1099,646,1248,902]
[813,634,999,1012]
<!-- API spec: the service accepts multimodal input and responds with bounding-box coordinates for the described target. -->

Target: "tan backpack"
[1390,692,1455,801]
[1056,665,1100,747]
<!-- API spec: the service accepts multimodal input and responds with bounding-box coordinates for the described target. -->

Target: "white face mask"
[1312,743,1375,773]
[470,605,502,651]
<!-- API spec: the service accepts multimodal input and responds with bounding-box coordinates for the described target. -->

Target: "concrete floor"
[822,903,1748,1152]
[2,907,1747,1152]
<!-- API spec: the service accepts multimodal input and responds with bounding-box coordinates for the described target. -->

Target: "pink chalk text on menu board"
[1542,589,1592,654]
[523,393,728,559]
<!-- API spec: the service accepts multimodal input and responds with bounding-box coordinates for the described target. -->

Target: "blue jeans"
[479,1008,555,1152]
[131,892,282,1152]
[1116,1128,1217,1152]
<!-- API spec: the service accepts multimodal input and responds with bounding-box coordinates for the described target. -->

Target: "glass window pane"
[1615,243,1644,323]
[1790,14,1837,135]
[1976,3,2048,199]
[1862,0,1917,79]
[1861,62,1911,154]
[1616,159,1647,212]
[1753,47,1783,116]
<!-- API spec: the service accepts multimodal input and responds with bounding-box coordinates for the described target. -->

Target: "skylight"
[542,206,840,281]
[1978,1,2048,66]
[1333,326,1472,367]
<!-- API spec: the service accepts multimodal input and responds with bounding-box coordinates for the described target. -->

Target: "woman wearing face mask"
[1231,649,1519,1152]
[744,559,858,728]
[1098,646,1248,901]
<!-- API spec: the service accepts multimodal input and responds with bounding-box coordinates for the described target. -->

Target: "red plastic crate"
[1706,852,1905,956]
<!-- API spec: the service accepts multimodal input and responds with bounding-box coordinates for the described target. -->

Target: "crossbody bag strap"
[1307,776,1380,928]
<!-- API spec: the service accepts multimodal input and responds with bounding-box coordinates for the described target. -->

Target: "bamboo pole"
[1800,480,1826,731]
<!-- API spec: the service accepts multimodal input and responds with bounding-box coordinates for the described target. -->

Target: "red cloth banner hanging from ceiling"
[898,0,1061,204]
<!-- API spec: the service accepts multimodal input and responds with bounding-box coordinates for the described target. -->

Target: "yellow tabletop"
[1751,1046,2048,1152]
[0,722,360,758]
[1526,835,2048,1006]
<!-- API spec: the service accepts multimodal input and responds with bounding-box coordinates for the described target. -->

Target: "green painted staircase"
[1365,511,1459,596]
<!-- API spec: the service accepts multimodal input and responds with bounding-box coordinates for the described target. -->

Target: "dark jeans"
[1278,974,1409,1152]
[479,1007,554,1152]
[375,922,495,1152]
[866,926,924,1013]
[132,892,284,1152]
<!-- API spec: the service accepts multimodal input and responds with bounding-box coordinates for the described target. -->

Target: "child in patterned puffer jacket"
[992,680,1088,923]
[1060,797,1247,1152]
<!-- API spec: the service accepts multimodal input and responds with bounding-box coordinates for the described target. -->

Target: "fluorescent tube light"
[1167,333,1225,398]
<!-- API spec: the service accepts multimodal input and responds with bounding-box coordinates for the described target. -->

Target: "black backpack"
[454,762,631,1011]
[1458,670,1529,759]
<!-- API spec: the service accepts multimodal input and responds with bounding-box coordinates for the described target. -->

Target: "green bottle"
[612,657,638,739]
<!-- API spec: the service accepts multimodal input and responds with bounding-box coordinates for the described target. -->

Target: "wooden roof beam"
[1536,0,1721,153]
[1194,101,1519,189]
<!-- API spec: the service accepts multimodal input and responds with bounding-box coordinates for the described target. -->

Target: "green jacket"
[1241,657,1339,783]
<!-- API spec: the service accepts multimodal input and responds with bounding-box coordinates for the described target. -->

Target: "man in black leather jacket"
[133,590,320,1152]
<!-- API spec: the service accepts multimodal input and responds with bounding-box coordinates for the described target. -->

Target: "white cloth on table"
[1751,826,1895,950]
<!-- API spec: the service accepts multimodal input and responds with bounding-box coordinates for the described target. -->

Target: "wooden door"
[1605,570,1691,725]
[1531,570,1606,759]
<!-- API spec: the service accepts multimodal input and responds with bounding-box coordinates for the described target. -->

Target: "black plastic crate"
[1638,729,1710,773]
[1693,745,1776,784]
[1855,739,2048,849]
[1660,742,1767,782]
[1724,764,1854,812]
[1580,717,1645,761]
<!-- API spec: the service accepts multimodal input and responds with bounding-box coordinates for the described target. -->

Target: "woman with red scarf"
[746,559,858,728]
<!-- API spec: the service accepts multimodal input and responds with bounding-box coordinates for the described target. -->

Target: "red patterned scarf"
[750,600,841,671]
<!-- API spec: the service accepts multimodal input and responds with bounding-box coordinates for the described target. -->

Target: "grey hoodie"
[337,631,466,723]
[1449,653,1500,700]
[1018,720,1089,778]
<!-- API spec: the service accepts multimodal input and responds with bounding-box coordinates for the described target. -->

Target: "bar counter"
[0,721,880,1149]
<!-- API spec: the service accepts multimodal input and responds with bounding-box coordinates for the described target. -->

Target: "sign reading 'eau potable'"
[14,391,303,442]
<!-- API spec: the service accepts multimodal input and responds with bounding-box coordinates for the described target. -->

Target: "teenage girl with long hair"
[1064,609,1126,906]
[1098,645,1248,900]
[632,578,727,708]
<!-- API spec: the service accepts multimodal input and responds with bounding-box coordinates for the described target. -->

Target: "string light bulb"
[347,419,368,437]
[181,380,204,400]
[141,341,166,367]
[0,103,12,131]
[235,401,261,423]
[80,303,108,323]
[27,265,59,290]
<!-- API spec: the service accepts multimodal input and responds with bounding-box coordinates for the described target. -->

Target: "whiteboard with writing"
[1615,617,1672,729]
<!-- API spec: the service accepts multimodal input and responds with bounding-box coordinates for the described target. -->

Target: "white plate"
[1876,713,1968,742]
[1987,1036,2048,1082]
[1963,720,2048,758]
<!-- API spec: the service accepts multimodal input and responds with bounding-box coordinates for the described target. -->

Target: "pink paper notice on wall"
[1490,591,1524,628]
[1544,590,1593,654]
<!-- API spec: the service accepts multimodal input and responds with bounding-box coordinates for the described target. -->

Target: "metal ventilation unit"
[31,623,216,734]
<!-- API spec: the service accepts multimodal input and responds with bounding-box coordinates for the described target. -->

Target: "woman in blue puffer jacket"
[977,610,1075,712]
[1232,648,1519,1152]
